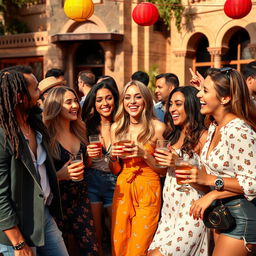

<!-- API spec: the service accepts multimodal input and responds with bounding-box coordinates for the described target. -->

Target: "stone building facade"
[0,0,255,89]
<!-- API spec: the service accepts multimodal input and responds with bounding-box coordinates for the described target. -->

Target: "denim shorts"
[85,168,117,208]
[221,197,256,244]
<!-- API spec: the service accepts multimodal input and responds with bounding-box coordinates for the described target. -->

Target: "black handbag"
[203,200,236,230]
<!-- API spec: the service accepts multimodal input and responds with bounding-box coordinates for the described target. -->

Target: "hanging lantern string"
[107,0,256,7]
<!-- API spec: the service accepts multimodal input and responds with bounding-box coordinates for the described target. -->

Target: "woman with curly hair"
[148,86,209,256]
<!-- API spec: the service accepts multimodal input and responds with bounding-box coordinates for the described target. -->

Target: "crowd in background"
[0,62,256,256]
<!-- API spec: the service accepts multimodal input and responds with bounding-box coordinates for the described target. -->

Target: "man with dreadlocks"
[0,66,69,256]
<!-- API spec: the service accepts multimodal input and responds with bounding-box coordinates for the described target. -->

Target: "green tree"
[0,0,35,34]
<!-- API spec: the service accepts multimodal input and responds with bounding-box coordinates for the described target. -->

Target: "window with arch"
[193,34,213,76]
[192,28,254,76]
[222,28,254,71]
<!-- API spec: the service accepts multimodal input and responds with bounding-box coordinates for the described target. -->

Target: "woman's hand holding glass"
[154,144,177,167]
[112,140,138,159]
[88,135,102,159]
[87,143,102,159]
[176,164,208,186]
[57,155,85,181]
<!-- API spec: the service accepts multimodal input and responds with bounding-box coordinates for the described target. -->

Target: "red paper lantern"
[132,2,159,26]
[224,0,252,19]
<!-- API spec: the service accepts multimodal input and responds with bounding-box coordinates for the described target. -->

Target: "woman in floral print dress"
[148,86,209,256]
[43,87,99,256]
[186,68,256,256]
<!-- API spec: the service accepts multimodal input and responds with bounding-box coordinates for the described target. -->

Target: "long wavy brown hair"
[43,86,87,159]
[165,86,206,157]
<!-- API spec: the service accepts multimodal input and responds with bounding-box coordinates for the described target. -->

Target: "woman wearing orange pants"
[109,80,166,256]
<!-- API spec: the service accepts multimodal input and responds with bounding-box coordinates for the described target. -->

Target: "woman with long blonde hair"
[43,86,98,256]
[110,80,166,256]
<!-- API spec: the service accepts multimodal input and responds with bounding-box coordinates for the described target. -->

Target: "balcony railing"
[0,31,48,49]
[25,0,46,6]
[21,0,46,16]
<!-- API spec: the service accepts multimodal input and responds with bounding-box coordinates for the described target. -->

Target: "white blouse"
[201,118,256,201]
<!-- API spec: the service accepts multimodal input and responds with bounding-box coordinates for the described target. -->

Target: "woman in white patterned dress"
[148,86,209,256]
[186,68,256,256]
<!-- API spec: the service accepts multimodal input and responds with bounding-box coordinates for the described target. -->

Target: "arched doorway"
[222,28,254,71]
[192,34,212,76]
[74,41,105,83]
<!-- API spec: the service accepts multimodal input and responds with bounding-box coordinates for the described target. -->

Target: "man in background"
[131,71,149,86]
[78,70,96,106]
[154,73,179,122]
[241,61,256,102]
[45,68,66,83]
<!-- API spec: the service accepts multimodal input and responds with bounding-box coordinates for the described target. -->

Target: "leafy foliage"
[147,64,159,93]
[0,0,35,34]
[148,0,184,31]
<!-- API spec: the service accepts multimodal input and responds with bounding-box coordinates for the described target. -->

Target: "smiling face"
[197,76,222,116]
[95,88,115,118]
[123,84,145,120]
[169,91,187,127]
[60,90,79,121]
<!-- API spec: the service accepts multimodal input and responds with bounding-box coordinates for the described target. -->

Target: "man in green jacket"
[0,66,69,256]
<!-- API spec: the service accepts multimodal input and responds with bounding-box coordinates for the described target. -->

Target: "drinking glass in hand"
[89,135,102,159]
[155,140,169,168]
[175,156,198,192]
[70,152,84,182]
[114,134,133,158]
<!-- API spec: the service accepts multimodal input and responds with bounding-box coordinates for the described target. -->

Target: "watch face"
[215,178,224,190]
[216,180,224,186]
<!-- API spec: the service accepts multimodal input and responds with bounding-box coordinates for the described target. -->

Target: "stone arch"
[216,19,256,47]
[181,26,215,51]
[60,15,108,34]
[187,32,210,52]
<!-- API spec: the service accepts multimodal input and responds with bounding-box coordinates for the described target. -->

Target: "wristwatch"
[12,241,26,250]
[214,176,224,191]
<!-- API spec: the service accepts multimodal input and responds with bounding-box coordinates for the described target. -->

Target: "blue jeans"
[0,207,69,256]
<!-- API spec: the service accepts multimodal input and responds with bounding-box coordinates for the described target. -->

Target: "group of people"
[0,63,256,256]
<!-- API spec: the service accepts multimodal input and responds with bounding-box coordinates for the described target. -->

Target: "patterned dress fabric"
[200,118,256,200]
[54,143,99,256]
[112,144,161,256]
[149,152,209,256]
